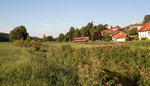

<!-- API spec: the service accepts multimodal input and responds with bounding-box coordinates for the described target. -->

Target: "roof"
[112,31,127,39]
[138,22,150,32]
[112,25,122,29]
[129,23,144,27]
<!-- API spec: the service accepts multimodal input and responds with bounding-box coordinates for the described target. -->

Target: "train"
[74,37,89,42]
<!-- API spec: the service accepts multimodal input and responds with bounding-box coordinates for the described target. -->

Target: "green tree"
[57,33,65,42]
[102,32,112,41]
[68,27,75,42]
[47,36,54,41]
[96,24,105,31]
[42,34,47,42]
[129,28,137,35]
[90,26,97,41]
[64,32,69,42]
[73,28,81,38]
[9,25,28,42]
[80,27,89,37]
[143,15,150,23]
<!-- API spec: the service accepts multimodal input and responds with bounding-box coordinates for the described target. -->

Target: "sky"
[0,0,150,38]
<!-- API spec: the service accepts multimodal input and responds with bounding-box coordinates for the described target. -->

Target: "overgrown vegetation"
[0,41,150,86]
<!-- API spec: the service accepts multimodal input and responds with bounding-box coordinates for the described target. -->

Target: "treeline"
[57,22,111,42]
[0,32,9,42]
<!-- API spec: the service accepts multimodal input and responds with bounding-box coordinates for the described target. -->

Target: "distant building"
[105,24,112,29]
[112,25,122,31]
[128,23,144,30]
[112,31,127,42]
[138,22,150,40]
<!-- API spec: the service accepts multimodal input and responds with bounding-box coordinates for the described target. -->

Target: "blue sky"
[0,0,150,37]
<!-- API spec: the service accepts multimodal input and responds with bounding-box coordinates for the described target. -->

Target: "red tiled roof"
[112,25,122,29]
[138,22,150,32]
[112,31,127,39]
[129,23,144,27]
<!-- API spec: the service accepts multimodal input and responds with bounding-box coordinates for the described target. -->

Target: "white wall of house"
[138,31,150,40]
[116,38,126,42]
[112,38,126,42]
[130,26,142,30]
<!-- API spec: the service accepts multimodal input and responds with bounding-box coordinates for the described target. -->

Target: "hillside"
[0,32,9,42]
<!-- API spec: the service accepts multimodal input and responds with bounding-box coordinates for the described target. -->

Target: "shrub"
[9,25,28,42]
[29,40,42,51]
[141,37,147,40]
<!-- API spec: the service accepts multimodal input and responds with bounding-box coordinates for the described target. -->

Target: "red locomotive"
[74,37,89,42]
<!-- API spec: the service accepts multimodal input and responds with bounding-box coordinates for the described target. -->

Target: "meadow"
[0,41,150,86]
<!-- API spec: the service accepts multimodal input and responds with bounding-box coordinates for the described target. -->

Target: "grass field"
[0,41,150,86]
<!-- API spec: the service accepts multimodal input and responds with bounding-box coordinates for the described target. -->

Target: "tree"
[93,31,102,41]
[129,28,138,35]
[64,32,69,42]
[47,36,54,41]
[68,27,75,42]
[42,34,47,42]
[86,22,93,37]
[9,25,28,42]
[143,15,150,23]
[57,33,65,42]
[90,26,97,41]
[73,28,81,38]
[102,32,112,41]
[96,24,105,31]
[80,27,89,37]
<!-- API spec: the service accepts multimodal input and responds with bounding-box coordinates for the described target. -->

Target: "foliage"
[73,28,81,38]
[141,37,147,40]
[129,28,138,35]
[129,36,139,41]
[9,25,28,42]
[143,15,150,23]
[42,34,47,42]
[0,42,150,85]
[57,33,65,42]
[46,35,54,41]
[93,31,102,41]
[102,32,112,41]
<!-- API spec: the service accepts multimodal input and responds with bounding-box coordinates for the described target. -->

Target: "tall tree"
[96,24,105,31]
[73,28,81,38]
[57,33,65,42]
[85,22,93,38]
[68,27,75,41]
[42,34,47,42]
[47,35,54,41]
[90,26,97,41]
[9,25,28,42]
[80,27,89,37]
[102,32,112,41]
[64,32,69,42]
[143,15,150,23]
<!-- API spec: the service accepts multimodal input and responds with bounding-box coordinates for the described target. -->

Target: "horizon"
[0,0,150,38]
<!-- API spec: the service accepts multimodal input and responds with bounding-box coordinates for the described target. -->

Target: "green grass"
[0,41,150,85]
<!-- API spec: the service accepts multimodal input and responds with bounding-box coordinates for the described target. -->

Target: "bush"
[129,36,139,41]
[9,25,28,42]
[141,37,147,40]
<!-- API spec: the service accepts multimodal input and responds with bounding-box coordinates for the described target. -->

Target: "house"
[105,24,112,29]
[138,22,150,40]
[112,25,122,31]
[112,31,127,42]
[128,23,144,30]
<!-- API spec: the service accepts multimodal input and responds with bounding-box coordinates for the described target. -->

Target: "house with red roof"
[128,23,144,30]
[112,25,122,31]
[112,31,127,42]
[138,22,150,40]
